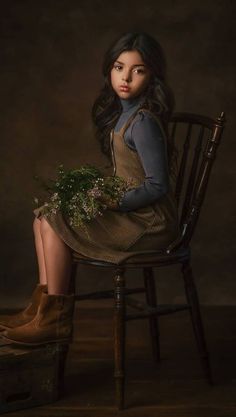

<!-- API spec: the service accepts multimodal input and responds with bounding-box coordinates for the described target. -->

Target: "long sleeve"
[118,112,169,212]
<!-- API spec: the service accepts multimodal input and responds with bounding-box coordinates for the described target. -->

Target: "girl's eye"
[133,68,145,74]
[113,65,145,74]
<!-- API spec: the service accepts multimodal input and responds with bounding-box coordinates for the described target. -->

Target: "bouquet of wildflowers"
[34,164,136,234]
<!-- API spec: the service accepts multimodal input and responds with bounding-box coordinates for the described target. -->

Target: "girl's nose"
[122,71,131,82]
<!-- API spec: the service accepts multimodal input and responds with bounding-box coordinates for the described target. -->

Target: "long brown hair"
[92,32,177,175]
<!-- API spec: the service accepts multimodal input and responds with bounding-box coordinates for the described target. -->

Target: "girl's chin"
[118,91,136,99]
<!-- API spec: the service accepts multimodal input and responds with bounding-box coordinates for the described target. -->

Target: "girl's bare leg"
[33,218,47,285]
[39,217,72,295]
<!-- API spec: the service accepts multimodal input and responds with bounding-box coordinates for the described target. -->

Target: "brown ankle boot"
[0,284,47,331]
[2,291,75,346]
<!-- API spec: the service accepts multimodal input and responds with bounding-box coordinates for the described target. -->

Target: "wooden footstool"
[0,336,69,414]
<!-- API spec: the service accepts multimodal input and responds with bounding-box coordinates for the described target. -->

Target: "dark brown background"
[1,0,235,308]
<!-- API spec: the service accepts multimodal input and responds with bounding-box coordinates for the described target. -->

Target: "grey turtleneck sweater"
[114,95,169,212]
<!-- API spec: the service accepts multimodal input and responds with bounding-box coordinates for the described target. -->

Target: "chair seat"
[72,245,191,269]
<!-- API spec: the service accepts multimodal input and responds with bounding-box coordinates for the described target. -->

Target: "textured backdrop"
[1,0,235,307]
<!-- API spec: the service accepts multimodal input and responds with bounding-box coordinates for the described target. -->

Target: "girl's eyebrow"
[115,60,146,67]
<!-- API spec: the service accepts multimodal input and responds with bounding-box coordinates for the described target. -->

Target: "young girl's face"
[110,50,151,100]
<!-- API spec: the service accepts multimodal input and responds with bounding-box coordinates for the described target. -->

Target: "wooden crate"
[0,336,69,414]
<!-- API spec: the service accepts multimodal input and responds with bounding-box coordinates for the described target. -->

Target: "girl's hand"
[97,193,119,210]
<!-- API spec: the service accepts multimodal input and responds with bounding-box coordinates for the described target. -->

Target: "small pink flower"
[87,187,102,198]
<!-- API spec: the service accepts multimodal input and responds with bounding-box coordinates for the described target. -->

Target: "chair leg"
[143,267,161,362]
[182,261,212,383]
[114,267,126,410]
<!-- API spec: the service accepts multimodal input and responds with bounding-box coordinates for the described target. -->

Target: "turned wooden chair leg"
[182,261,212,383]
[114,267,126,410]
[143,267,161,362]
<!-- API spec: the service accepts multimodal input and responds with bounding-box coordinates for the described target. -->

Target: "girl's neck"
[120,94,145,113]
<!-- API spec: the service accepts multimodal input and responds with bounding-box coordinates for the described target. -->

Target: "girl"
[0,32,179,346]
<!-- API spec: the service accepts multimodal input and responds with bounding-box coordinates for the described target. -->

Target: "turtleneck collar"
[120,94,145,112]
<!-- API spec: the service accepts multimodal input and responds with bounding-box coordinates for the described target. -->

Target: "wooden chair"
[70,111,226,409]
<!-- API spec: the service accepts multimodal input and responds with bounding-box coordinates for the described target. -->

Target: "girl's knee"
[40,217,54,236]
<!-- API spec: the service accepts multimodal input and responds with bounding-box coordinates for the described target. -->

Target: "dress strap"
[137,108,162,125]
[118,107,166,138]
[138,108,167,138]
[118,107,144,137]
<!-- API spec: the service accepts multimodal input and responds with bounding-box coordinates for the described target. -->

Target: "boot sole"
[1,334,72,346]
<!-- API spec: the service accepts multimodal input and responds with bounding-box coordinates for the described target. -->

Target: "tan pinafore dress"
[34,107,179,264]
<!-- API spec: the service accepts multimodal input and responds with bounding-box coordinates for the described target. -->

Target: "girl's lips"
[120,86,130,92]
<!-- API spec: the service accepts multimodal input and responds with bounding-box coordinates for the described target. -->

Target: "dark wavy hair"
[91,32,177,174]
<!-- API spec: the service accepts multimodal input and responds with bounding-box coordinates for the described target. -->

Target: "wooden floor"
[2,301,236,417]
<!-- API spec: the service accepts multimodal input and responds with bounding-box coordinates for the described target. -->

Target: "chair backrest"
[167,111,226,250]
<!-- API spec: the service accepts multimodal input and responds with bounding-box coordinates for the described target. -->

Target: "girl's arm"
[117,112,169,211]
